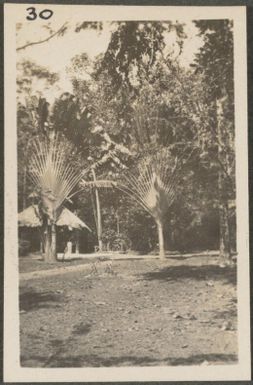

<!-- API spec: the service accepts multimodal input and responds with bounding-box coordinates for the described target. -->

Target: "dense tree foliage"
[192,20,235,259]
[17,19,236,259]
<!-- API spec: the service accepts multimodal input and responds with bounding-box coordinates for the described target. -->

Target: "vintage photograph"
[4,4,250,382]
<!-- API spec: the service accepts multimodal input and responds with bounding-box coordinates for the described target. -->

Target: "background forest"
[17,19,236,261]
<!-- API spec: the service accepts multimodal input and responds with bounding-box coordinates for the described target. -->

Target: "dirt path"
[20,260,106,280]
[19,257,237,368]
[19,252,220,280]
[20,256,160,280]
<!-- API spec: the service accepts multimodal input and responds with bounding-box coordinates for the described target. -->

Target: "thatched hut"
[18,205,91,255]
[56,207,91,231]
[18,205,42,227]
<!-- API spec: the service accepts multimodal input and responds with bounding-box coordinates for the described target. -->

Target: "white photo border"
[4,4,250,382]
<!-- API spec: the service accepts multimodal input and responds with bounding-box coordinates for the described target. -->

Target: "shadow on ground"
[21,352,237,367]
[214,308,237,319]
[141,265,236,285]
[72,322,92,335]
[20,288,65,312]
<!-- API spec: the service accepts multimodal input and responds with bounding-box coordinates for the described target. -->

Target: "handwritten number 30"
[26,7,53,21]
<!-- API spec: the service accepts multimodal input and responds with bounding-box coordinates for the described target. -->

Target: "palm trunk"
[156,219,165,258]
[44,223,51,262]
[92,169,103,252]
[44,222,57,263]
[51,222,57,260]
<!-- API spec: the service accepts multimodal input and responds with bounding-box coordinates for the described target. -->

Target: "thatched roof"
[56,208,91,231]
[18,205,42,227]
[18,205,91,231]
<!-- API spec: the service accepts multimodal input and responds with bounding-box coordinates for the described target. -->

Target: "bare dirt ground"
[19,253,237,367]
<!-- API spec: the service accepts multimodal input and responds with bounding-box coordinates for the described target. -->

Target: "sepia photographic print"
[4,4,250,382]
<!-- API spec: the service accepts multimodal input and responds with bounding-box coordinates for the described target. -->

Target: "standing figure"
[63,240,72,260]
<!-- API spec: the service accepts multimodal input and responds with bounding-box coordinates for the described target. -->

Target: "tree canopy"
[17,19,236,258]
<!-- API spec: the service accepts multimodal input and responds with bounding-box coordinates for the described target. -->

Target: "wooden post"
[91,168,103,252]
[75,231,80,254]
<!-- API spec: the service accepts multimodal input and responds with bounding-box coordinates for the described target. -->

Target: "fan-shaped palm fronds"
[117,148,182,258]
[121,149,179,217]
[29,134,83,219]
[28,133,84,261]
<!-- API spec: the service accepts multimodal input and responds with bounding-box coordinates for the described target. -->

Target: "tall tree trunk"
[219,201,231,261]
[39,228,44,254]
[116,211,120,235]
[92,169,103,252]
[217,97,232,262]
[218,172,231,262]
[156,219,165,258]
[22,165,27,210]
